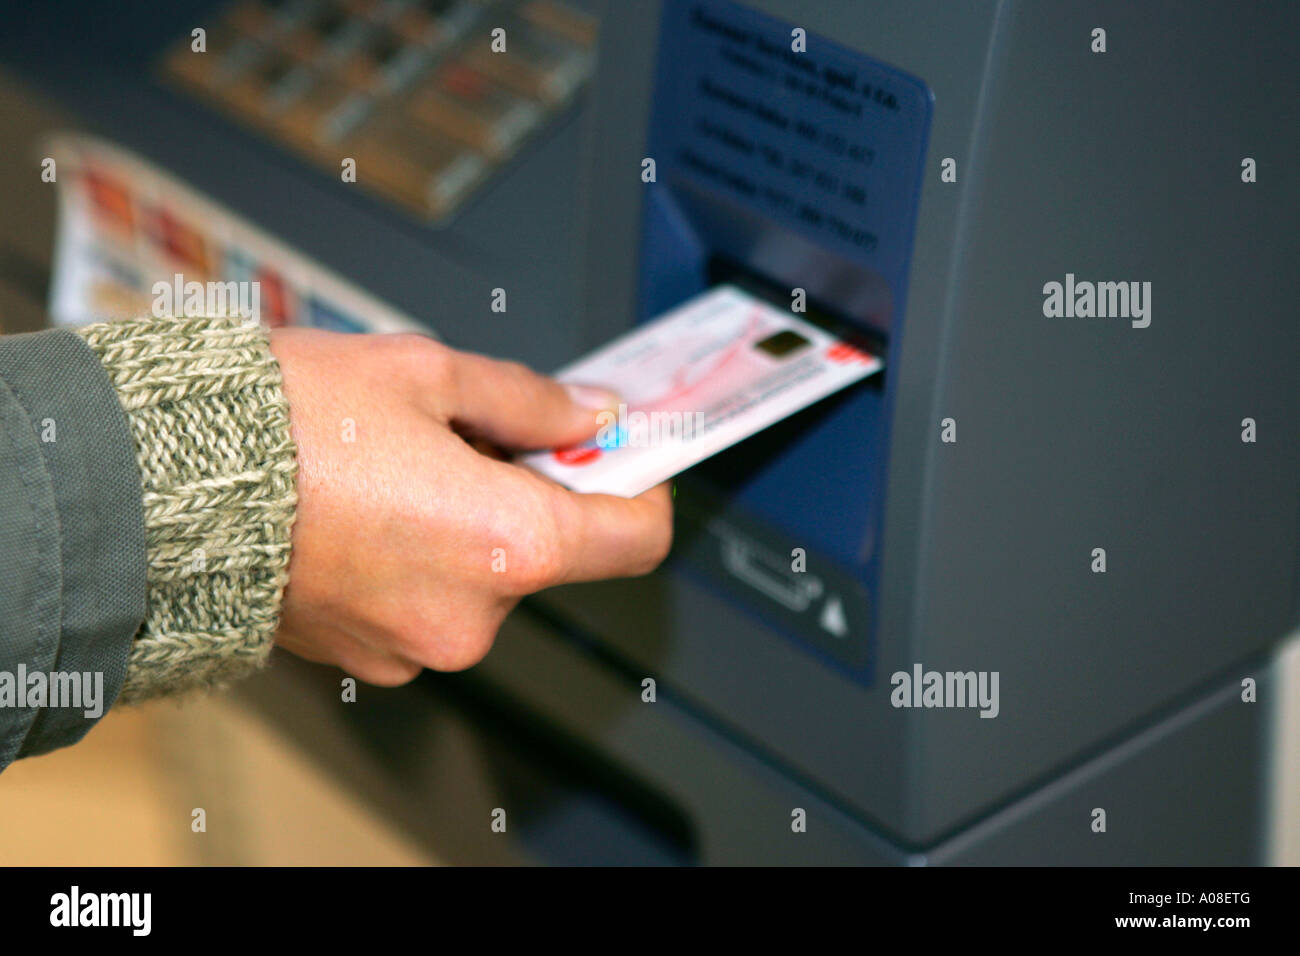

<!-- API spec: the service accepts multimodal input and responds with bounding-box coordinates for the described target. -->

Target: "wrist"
[76,313,299,701]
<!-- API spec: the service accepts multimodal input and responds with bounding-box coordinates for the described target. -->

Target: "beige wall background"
[0,696,434,866]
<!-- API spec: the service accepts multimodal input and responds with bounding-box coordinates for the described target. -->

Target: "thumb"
[442,349,619,450]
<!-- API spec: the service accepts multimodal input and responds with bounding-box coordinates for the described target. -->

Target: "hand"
[267,329,674,685]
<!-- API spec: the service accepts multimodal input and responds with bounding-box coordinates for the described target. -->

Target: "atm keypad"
[408,62,541,158]
[163,0,596,221]
[460,14,591,103]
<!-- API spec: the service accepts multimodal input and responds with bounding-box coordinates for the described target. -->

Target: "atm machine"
[0,0,1295,864]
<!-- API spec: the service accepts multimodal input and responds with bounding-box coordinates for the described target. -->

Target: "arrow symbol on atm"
[819,596,848,638]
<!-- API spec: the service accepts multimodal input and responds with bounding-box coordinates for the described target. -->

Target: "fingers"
[473,461,673,592]
[442,348,619,451]
[551,480,675,584]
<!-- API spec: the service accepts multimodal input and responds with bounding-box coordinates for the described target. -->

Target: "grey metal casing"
[553,0,1299,844]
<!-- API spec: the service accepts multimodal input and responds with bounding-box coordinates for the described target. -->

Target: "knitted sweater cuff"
[75,314,298,702]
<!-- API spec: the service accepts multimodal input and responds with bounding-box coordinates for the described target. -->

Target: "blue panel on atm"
[638,0,931,681]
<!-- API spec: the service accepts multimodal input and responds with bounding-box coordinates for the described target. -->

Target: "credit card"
[519,284,882,497]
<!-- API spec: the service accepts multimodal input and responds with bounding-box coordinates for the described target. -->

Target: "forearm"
[0,326,145,765]
[0,313,299,770]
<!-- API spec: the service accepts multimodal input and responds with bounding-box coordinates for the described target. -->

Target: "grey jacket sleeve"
[0,327,146,770]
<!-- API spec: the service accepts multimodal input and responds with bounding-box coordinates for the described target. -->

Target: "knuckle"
[376,603,438,659]
[421,623,499,672]
[507,543,563,594]
[377,330,432,356]
[391,621,430,658]
[500,487,567,593]
[383,332,449,379]
[422,340,454,379]
[498,358,533,383]
[380,601,502,672]
[494,359,539,403]
[395,659,425,683]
